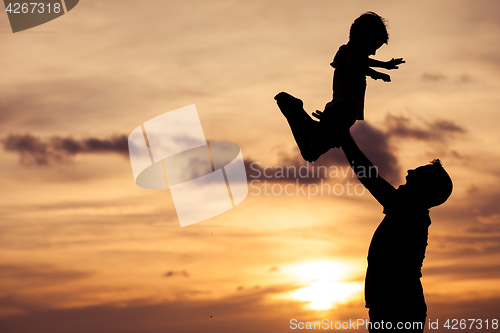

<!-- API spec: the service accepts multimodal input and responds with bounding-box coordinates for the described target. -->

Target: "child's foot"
[274,92,330,162]
[274,92,304,119]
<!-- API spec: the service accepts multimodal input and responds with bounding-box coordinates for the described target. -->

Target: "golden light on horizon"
[285,260,363,310]
[293,281,361,310]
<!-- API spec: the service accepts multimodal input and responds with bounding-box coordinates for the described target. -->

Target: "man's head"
[349,12,389,55]
[402,159,453,208]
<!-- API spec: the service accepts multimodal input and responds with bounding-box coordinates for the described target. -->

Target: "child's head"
[403,159,453,208]
[349,12,389,55]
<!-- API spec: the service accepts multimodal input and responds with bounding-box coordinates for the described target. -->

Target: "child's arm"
[367,57,405,69]
[347,55,392,82]
[338,126,397,207]
[347,54,403,82]
[366,58,405,81]
[366,67,391,82]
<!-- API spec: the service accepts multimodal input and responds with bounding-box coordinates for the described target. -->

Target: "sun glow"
[287,260,362,310]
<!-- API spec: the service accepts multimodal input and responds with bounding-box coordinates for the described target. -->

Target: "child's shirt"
[329,43,368,120]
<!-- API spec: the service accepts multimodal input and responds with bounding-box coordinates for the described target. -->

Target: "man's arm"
[340,129,397,207]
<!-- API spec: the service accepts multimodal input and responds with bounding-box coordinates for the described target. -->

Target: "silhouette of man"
[338,126,453,332]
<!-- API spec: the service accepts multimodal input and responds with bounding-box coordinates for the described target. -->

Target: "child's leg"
[275,92,328,162]
[319,100,357,149]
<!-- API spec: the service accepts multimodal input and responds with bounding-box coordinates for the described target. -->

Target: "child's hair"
[425,159,453,208]
[349,11,389,46]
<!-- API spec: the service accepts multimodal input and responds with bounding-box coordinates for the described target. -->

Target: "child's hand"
[312,110,323,120]
[371,72,391,82]
[385,58,405,70]
[379,73,391,82]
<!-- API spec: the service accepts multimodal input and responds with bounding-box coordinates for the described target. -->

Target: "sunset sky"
[1,0,500,332]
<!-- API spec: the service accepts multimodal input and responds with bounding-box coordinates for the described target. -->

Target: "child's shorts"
[316,99,359,148]
[321,98,358,129]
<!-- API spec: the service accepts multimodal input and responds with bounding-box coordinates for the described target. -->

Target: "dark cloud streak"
[2,134,128,165]
[386,115,466,141]
[0,264,92,286]
[164,270,190,278]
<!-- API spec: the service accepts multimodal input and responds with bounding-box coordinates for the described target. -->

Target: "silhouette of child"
[337,125,453,332]
[275,12,404,162]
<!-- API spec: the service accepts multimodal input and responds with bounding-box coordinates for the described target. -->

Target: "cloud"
[245,114,468,186]
[164,270,190,278]
[426,296,500,323]
[422,188,500,258]
[2,134,128,165]
[0,288,498,333]
[349,121,401,182]
[456,74,473,84]
[422,73,446,81]
[245,121,401,184]
[471,191,500,217]
[386,115,466,141]
[0,285,303,333]
[2,134,50,165]
[430,231,500,258]
[0,264,92,287]
[439,190,500,228]
[3,115,464,188]
[424,264,500,280]
[421,73,475,84]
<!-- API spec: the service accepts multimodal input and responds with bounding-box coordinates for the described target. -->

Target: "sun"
[287,260,363,310]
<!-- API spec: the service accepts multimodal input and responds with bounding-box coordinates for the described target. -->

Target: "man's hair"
[425,159,453,208]
[349,11,389,46]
